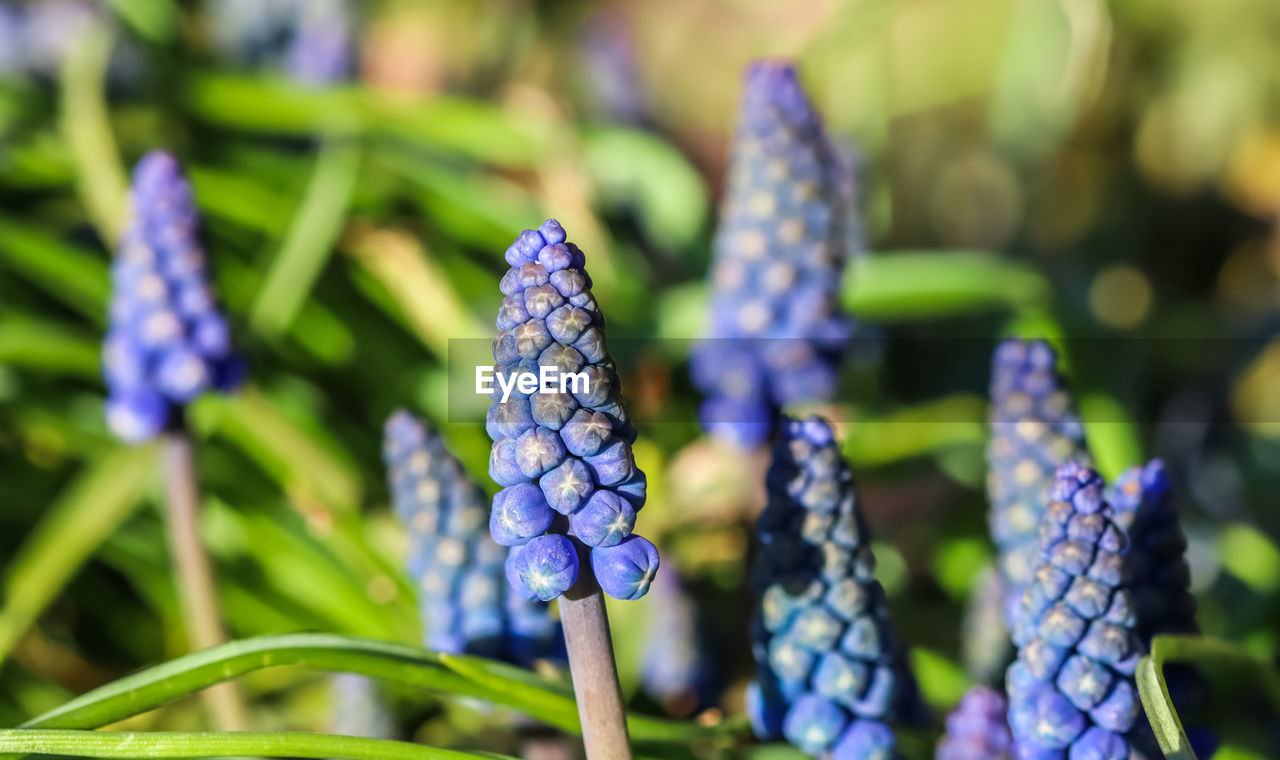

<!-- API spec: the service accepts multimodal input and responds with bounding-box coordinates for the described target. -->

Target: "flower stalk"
[161,432,247,732]
[559,567,631,760]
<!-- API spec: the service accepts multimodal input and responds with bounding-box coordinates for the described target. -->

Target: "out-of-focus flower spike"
[691,60,857,448]
[1105,459,1197,641]
[330,673,395,741]
[487,220,658,601]
[384,410,562,665]
[640,568,716,716]
[103,151,243,443]
[749,415,916,757]
[206,0,353,85]
[987,338,1089,624]
[934,686,1012,760]
[1006,462,1151,758]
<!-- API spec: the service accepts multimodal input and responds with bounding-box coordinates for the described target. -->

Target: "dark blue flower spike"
[749,415,916,758]
[384,410,562,664]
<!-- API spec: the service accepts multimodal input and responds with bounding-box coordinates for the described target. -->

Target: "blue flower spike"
[987,338,1089,624]
[207,0,353,85]
[935,685,1012,760]
[691,59,857,449]
[487,220,658,601]
[749,415,917,758]
[1006,462,1150,759]
[384,410,561,664]
[103,151,244,444]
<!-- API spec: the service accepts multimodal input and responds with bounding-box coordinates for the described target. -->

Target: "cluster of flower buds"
[987,338,1089,624]
[748,416,915,758]
[486,220,658,602]
[1106,459,1197,642]
[103,151,244,443]
[1006,463,1147,759]
[206,0,353,85]
[935,686,1013,760]
[691,60,855,449]
[384,410,561,663]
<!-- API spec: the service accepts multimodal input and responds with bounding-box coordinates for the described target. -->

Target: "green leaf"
[0,729,511,760]
[60,23,128,247]
[0,216,110,321]
[1078,393,1143,481]
[13,634,721,747]
[1137,635,1280,760]
[0,445,159,667]
[844,251,1050,321]
[250,137,362,338]
[183,74,546,167]
[1218,523,1280,594]
[582,128,709,250]
[841,395,987,466]
[101,0,177,43]
[0,321,101,377]
[188,387,362,514]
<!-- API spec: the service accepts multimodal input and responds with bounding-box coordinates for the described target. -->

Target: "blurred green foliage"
[0,0,1279,758]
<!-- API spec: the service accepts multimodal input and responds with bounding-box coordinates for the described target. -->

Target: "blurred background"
[1,0,1279,755]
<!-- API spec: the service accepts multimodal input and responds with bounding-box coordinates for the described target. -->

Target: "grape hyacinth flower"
[486,219,658,603]
[384,410,561,664]
[0,4,23,76]
[749,416,916,758]
[1006,463,1147,758]
[103,151,244,443]
[206,0,353,85]
[640,568,716,716]
[987,338,1089,624]
[935,686,1012,760]
[690,59,856,448]
[1106,459,1197,642]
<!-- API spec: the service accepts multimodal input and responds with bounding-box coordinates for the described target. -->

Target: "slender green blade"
[0,321,101,377]
[844,251,1050,320]
[60,23,128,247]
[250,138,362,337]
[0,217,110,321]
[0,729,511,760]
[0,445,159,666]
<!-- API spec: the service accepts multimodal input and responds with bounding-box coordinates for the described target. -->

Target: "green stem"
[161,433,247,731]
[0,730,512,760]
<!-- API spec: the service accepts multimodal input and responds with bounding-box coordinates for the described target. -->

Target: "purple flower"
[384,410,561,665]
[487,221,656,600]
[590,535,659,601]
[935,686,1012,760]
[103,151,243,443]
[1005,463,1150,758]
[749,416,917,756]
[987,338,1089,624]
[691,60,857,448]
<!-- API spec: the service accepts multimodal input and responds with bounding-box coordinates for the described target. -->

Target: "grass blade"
[0,445,159,667]
[60,23,128,247]
[843,251,1050,321]
[0,217,110,321]
[250,137,362,338]
[0,729,511,760]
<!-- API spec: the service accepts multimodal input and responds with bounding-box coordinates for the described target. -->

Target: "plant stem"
[161,433,247,731]
[558,564,631,760]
